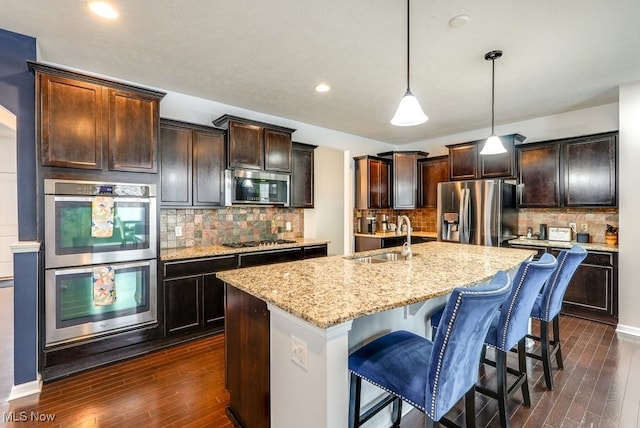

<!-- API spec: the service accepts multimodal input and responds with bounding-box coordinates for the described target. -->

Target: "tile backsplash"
[354,207,618,244]
[160,207,304,249]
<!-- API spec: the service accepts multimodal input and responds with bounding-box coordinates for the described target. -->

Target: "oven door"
[45,194,157,268]
[45,260,157,347]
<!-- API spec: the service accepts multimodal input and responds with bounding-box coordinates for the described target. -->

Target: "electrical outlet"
[581,224,588,232]
[569,222,577,233]
[175,226,183,237]
[286,221,292,232]
[291,335,308,370]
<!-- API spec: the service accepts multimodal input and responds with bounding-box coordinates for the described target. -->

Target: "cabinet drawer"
[303,245,327,259]
[164,254,238,278]
[238,248,303,268]
[550,248,614,266]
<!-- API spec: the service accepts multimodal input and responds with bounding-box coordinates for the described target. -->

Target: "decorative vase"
[605,231,618,246]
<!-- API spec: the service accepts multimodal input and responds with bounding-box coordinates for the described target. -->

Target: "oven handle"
[49,195,154,204]
[50,259,155,275]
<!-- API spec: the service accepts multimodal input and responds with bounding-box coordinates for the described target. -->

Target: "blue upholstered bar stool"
[527,245,587,390]
[348,270,512,428]
[475,253,557,428]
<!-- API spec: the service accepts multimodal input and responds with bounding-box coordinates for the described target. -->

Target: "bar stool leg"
[349,374,361,428]
[496,350,510,428]
[553,316,564,369]
[540,321,555,390]
[517,338,531,407]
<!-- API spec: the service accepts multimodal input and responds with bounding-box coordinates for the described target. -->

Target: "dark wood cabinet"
[164,275,201,334]
[159,119,225,207]
[517,132,617,208]
[551,248,618,325]
[30,61,164,173]
[163,254,237,336]
[418,155,449,208]
[213,115,295,172]
[378,151,429,209]
[225,285,270,428]
[162,244,326,336]
[264,128,292,172]
[447,134,524,180]
[563,133,617,206]
[517,143,561,207]
[354,156,391,209]
[226,120,263,170]
[509,242,618,325]
[448,143,478,180]
[238,247,304,268]
[291,142,316,208]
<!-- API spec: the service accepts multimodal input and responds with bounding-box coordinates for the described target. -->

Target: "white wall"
[0,105,17,279]
[401,103,619,155]
[618,81,640,336]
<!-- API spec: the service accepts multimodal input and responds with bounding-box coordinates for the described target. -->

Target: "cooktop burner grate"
[222,239,297,248]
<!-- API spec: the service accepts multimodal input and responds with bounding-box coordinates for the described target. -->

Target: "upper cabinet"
[418,155,449,208]
[447,134,525,180]
[377,151,429,209]
[212,115,295,173]
[291,142,316,208]
[29,61,165,173]
[354,156,391,209]
[159,119,226,207]
[517,131,618,208]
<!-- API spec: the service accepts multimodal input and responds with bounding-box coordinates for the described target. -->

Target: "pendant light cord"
[491,56,495,134]
[406,0,410,91]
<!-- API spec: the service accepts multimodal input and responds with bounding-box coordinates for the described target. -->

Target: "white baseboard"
[615,323,640,338]
[9,375,42,401]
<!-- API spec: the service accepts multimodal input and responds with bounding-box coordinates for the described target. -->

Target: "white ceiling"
[2,0,640,145]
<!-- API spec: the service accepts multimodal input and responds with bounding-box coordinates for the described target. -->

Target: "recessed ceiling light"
[314,83,330,93]
[88,1,118,19]
[448,13,470,28]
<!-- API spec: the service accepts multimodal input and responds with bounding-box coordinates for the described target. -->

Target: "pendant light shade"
[391,0,427,127]
[480,50,507,155]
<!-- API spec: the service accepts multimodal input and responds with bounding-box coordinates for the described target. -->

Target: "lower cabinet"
[162,244,328,337]
[510,243,618,325]
[355,235,433,252]
[550,248,618,325]
[163,254,237,335]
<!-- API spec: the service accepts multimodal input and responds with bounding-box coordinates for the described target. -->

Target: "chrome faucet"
[398,215,412,260]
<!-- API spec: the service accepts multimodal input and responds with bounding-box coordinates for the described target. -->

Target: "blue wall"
[0,28,38,385]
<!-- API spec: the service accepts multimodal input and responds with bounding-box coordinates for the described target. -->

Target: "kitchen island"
[217,241,535,428]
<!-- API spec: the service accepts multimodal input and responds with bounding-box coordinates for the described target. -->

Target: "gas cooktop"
[222,239,297,248]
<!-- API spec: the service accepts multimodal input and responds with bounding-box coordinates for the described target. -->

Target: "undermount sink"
[349,251,403,264]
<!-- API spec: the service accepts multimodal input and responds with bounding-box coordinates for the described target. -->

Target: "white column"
[268,304,353,428]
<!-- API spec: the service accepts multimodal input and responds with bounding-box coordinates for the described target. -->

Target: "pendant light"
[391,0,428,126]
[480,50,507,155]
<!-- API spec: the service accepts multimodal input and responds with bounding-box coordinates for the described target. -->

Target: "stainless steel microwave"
[224,169,290,207]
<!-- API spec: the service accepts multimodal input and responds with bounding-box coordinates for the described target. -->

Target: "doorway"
[0,104,17,280]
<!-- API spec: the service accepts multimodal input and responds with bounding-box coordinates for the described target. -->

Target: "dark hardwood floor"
[1,314,639,427]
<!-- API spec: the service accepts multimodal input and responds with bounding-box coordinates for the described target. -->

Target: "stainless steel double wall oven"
[44,179,158,347]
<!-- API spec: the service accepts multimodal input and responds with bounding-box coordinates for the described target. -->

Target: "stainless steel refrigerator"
[437,179,518,246]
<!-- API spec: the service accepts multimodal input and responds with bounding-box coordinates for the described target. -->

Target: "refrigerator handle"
[460,188,471,244]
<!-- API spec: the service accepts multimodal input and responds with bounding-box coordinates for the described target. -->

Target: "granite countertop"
[160,238,331,261]
[216,241,535,329]
[509,237,619,253]
[353,230,438,239]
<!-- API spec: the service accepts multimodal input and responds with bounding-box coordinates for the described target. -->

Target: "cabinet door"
[108,89,159,172]
[164,276,201,334]
[39,74,104,170]
[370,159,390,209]
[264,128,292,172]
[481,137,516,178]
[193,130,225,206]
[564,134,617,206]
[291,144,315,208]
[203,273,225,329]
[419,156,449,208]
[449,144,477,180]
[227,121,263,170]
[392,152,418,209]
[159,123,192,206]
[517,143,561,207]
